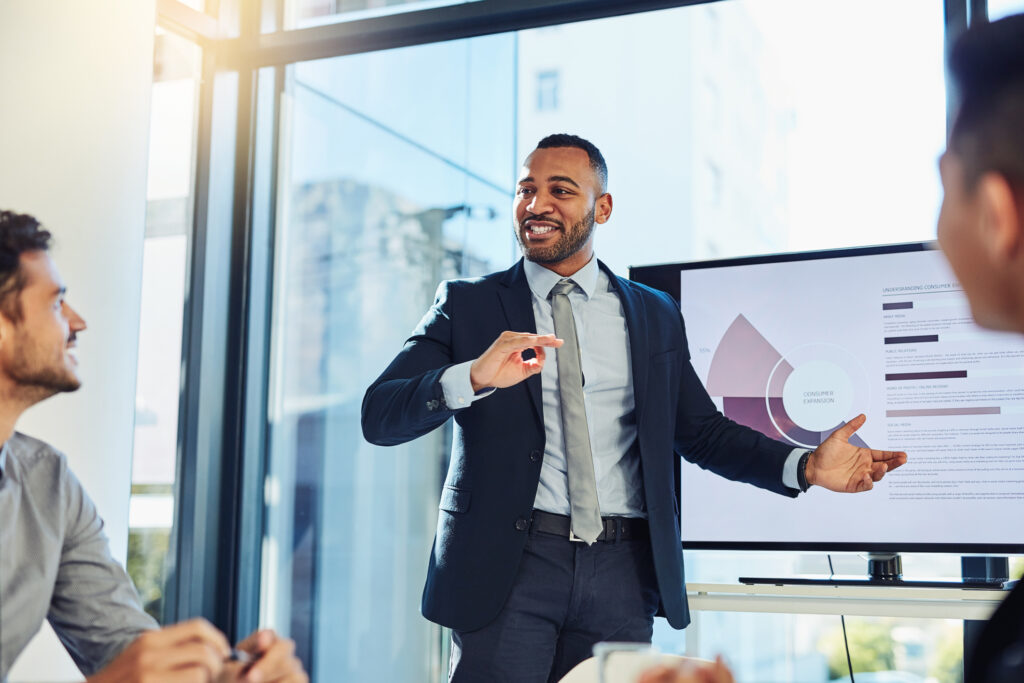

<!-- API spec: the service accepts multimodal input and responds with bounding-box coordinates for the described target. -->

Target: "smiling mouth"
[523,220,561,238]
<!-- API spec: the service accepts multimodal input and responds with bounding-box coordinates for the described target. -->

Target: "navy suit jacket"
[362,259,798,632]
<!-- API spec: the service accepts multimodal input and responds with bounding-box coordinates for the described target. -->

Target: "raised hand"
[807,414,908,493]
[469,331,563,392]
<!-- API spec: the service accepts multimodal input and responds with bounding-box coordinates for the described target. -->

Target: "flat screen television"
[630,242,1024,558]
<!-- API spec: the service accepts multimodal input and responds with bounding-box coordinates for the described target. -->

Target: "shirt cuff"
[440,361,496,409]
[783,447,810,490]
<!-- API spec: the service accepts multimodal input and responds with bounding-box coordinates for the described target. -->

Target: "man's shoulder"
[7,431,68,481]
[448,265,517,287]
[437,263,521,298]
[610,273,679,311]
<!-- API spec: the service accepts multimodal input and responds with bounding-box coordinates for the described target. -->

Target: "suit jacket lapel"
[602,261,649,420]
[497,260,544,425]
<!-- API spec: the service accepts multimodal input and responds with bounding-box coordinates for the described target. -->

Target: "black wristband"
[797,450,813,492]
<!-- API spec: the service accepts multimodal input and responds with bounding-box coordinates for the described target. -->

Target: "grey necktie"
[549,279,603,544]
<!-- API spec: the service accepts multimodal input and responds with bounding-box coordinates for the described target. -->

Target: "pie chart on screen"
[706,314,871,448]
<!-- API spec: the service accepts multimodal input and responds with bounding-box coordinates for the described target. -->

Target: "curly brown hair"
[0,211,53,320]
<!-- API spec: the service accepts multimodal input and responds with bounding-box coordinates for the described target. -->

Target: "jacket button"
[529,450,541,462]
[514,518,529,532]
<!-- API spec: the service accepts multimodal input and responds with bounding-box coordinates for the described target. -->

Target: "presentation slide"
[678,247,1024,548]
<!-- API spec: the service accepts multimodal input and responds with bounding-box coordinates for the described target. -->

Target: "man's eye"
[517,187,534,196]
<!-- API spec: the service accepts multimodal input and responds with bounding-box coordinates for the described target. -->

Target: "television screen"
[631,243,1024,553]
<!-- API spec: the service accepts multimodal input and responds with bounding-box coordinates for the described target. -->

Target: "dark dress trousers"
[361,259,797,633]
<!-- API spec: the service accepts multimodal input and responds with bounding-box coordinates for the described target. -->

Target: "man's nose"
[64,303,87,332]
[527,192,553,214]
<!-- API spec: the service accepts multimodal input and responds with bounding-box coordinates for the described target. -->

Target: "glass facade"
[262,35,516,680]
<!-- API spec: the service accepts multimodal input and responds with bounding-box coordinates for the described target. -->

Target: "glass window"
[262,34,516,680]
[129,27,200,623]
[260,0,962,679]
[278,0,481,30]
[536,70,560,111]
[989,0,1024,20]
[679,610,963,683]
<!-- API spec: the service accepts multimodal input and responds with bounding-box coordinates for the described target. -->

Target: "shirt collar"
[523,255,600,302]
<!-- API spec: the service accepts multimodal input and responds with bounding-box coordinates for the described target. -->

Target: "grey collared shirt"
[0,432,156,680]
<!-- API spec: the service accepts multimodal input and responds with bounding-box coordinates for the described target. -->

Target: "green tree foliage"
[127,528,171,622]
[928,627,963,683]
[818,620,895,680]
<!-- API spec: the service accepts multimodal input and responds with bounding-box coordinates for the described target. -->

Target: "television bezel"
[629,240,1024,554]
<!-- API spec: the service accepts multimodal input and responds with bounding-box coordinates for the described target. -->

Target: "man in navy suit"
[362,134,907,682]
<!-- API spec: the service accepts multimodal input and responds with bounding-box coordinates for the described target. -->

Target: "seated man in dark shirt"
[0,209,306,683]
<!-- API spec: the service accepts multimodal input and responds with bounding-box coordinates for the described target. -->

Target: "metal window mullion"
[172,45,221,625]
[229,62,281,641]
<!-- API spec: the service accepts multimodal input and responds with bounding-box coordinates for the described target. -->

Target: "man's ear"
[595,193,613,224]
[978,172,1022,263]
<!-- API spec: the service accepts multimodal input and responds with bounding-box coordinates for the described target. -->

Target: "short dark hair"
[536,134,609,192]
[949,13,1024,195]
[0,211,52,320]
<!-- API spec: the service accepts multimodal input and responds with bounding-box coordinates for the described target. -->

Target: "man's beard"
[516,206,596,265]
[6,336,80,400]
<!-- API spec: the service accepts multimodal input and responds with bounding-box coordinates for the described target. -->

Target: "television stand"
[739,552,1019,590]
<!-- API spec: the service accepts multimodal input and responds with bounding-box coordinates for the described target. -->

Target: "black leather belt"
[530,509,648,543]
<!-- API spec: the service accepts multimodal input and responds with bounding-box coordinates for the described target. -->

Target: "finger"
[526,346,547,372]
[156,642,225,677]
[831,414,867,441]
[236,629,276,656]
[869,462,888,482]
[715,655,736,683]
[856,472,873,492]
[157,669,218,683]
[143,620,231,659]
[871,450,908,468]
[242,638,299,683]
[498,333,562,350]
